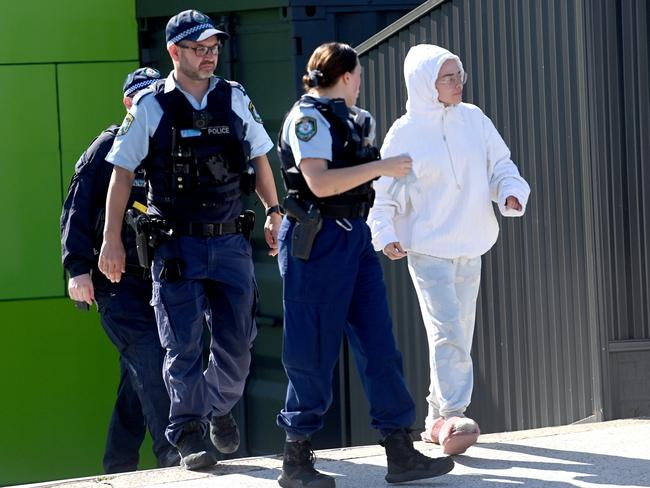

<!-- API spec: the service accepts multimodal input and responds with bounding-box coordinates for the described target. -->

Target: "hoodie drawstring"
[442,108,461,190]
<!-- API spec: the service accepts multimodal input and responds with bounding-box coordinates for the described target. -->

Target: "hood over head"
[403,44,463,115]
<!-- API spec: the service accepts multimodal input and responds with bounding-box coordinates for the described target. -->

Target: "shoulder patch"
[249,101,263,124]
[117,113,134,136]
[295,116,317,141]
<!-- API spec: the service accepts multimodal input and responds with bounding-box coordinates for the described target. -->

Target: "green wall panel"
[0,298,154,486]
[0,1,138,64]
[59,61,139,190]
[0,65,62,300]
[234,8,294,120]
[234,9,293,321]
[0,2,152,484]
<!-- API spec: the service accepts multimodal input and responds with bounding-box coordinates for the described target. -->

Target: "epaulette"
[228,80,248,97]
[133,79,165,105]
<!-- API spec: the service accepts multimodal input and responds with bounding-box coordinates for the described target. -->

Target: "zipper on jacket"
[442,108,461,189]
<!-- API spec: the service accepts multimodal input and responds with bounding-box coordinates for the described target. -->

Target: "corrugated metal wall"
[584,0,650,419]
[347,0,605,444]
[586,0,650,344]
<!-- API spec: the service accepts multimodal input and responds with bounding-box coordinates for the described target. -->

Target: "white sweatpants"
[407,252,482,425]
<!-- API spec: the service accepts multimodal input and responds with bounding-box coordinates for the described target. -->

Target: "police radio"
[171,127,192,192]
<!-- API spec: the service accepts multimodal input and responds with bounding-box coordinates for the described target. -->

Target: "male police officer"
[98,10,282,470]
[61,67,180,473]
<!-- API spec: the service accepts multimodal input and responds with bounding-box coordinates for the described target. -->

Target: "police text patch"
[295,116,317,141]
[249,101,263,124]
[117,113,134,136]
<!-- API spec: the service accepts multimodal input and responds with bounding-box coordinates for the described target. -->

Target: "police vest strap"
[176,220,241,237]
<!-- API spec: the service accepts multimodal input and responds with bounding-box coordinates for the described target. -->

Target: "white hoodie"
[367,44,530,258]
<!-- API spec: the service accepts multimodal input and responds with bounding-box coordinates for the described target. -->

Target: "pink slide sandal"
[420,417,445,444]
[438,416,480,455]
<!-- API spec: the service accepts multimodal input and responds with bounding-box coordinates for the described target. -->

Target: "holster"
[125,209,175,270]
[125,209,152,269]
[283,196,322,260]
[238,209,256,241]
[158,234,183,283]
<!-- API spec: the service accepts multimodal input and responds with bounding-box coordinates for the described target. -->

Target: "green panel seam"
[55,63,67,296]
[0,294,80,304]
[0,59,140,67]
[56,64,63,208]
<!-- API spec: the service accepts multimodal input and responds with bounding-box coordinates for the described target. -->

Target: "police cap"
[165,10,230,47]
[123,67,161,97]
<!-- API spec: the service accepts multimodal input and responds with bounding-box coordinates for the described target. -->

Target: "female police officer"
[275,42,454,488]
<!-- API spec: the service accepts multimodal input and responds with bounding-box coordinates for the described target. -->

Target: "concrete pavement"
[16,418,650,488]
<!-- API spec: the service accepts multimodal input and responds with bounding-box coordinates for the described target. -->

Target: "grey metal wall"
[347,0,605,444]
[584,0,650,419]
[586,0,650,343]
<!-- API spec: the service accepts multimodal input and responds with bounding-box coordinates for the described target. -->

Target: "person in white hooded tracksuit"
[367,44,530,455]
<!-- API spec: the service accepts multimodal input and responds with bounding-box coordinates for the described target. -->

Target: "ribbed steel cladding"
[355,0,603,436]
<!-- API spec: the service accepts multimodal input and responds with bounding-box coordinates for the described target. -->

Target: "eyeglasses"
[437,71,468,87]
[177,43,222,57]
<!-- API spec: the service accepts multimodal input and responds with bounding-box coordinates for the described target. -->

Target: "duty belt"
[319,202,370,219]
[124,263,152,280]
[176,220,240,237]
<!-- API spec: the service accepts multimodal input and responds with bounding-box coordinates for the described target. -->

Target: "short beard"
[180,64,214,81]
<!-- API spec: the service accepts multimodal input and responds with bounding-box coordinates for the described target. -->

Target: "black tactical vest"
[143,79,250,223]
[278,96,378,216]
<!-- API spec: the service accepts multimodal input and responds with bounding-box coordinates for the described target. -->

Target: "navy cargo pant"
[151,234,258,445]
[94,273,177,473]
[276,217,415,438]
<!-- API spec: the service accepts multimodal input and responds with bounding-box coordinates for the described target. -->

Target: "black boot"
[176,420,218,470]
[156,445,181,468]
[278,439,335,488]
[380,429,455,483]
[210,412,240,454]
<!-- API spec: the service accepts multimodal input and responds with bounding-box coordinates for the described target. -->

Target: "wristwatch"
[265,204,283,217]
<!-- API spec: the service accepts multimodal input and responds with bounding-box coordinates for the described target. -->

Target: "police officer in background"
[61,67,179,473]
[98,10,282,471]
[275,42,454,487]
